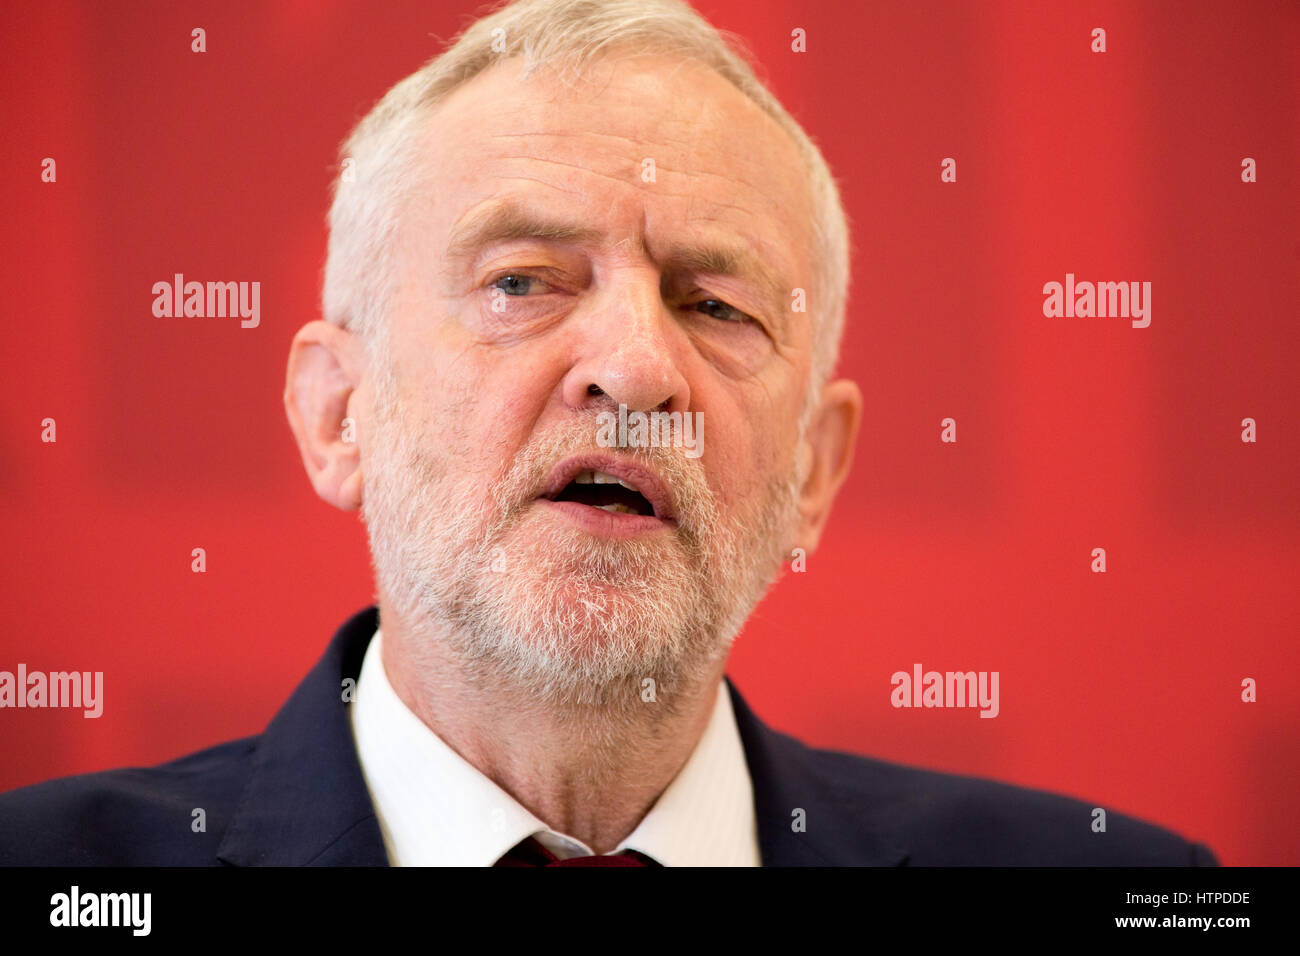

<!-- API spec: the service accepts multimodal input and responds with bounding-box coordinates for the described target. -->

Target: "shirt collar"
[349,628,758,866]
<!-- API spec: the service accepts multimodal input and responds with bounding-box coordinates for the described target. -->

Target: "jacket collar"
[218,606,907,867]
[727,681,908,866]
[218,606,388,866]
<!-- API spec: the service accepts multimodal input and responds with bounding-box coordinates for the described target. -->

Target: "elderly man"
[0,0,1215,867]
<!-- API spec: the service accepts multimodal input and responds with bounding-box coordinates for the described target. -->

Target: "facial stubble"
[361,362,804,716]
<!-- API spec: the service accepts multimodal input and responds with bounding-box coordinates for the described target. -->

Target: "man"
[0,0,1216,866]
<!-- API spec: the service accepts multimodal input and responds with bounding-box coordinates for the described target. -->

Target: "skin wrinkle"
[324,36,848,395]
[445,195,795,331]
[492,174,585,195]
[490,154,640,186]
[488,128,700,151]
[482,137,791,216]
[464,115,803,284]
[290,50,861,854]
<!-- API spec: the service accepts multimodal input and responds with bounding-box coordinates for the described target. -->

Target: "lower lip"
[536,499,672,538]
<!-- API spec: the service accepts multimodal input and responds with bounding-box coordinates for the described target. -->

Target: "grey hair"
[322,0,850,395]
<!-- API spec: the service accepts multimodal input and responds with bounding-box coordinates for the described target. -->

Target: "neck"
[378,603,727,855]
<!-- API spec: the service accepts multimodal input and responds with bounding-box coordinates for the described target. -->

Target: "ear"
[793,378,862,553]
[284,320,366,511]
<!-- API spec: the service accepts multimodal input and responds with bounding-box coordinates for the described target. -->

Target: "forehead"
[408,52,815,292]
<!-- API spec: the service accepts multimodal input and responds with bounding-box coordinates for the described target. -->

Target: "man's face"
[360,53,821,704]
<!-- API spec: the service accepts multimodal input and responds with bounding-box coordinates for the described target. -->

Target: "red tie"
[494,836,660,867]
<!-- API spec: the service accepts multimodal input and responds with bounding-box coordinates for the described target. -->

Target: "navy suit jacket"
[0,606,1218,866]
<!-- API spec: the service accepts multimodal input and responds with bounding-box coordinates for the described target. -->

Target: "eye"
[490,273,550,296]
[692,298,753,323]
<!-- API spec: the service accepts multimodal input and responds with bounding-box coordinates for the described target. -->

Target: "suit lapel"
[218,606,907,866]
[726,679,909,867]
[218,606,388,866]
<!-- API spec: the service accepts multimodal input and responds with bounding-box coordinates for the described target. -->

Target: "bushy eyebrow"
[445,198,793,323]
[445,201,605,261]
[664,243,789,321]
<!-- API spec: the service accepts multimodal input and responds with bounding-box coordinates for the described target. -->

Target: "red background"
[2,0,1296,865]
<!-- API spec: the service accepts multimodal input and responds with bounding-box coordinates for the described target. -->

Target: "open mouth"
[539,456,675,529]
[553,470,656,517]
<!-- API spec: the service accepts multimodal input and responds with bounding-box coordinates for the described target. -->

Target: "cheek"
[415,360,553,489]
[706,408,800,505]
[702,423,759,503]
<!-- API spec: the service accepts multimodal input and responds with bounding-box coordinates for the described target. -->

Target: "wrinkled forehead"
[404,52,817,284]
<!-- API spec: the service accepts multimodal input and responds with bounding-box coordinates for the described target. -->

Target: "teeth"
[572,470,640,491]
[563,469,647,513]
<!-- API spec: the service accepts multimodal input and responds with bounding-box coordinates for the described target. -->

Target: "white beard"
[360,361,804,712]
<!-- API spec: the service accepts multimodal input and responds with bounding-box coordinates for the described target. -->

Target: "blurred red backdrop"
[1,0,1296,865]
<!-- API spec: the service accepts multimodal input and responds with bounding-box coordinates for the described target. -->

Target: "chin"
[519,514,702,581]
[459,562,711,689]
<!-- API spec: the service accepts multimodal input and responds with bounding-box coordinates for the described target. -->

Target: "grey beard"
[360,372,803,714]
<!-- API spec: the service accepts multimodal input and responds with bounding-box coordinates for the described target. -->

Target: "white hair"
[323,0,851,394]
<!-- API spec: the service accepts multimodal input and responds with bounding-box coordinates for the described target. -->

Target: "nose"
[560,268,691,416]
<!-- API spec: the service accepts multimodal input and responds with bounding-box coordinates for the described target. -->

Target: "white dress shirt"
[348,628,761,866]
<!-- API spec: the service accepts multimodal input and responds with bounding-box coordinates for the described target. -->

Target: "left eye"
[693,298,751,323]
[491,274,547,296]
